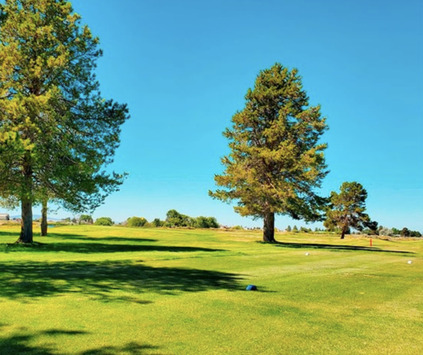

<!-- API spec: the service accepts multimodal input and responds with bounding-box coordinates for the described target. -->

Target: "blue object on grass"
[246,284,257,291]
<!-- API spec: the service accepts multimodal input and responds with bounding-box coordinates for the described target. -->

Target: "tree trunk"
[17,152,33,244]
[18,196,33,243]
[340,226,346,239]
[41,199,48,236]
[263,212,276,243]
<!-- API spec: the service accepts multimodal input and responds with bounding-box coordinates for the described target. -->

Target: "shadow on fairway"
[0,260,242,301]
[0,230,20,237]
[0,231,158,244]
[270,241,414,254]
[81,342,159,355]
[50,233,158,244]
[0,328,158,355]
[2,242,224,254]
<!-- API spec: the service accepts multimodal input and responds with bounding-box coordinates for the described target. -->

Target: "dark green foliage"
[210,63,328,242]
[392,228,401,236]
[401,228,410,237]
[165,210,219,229]
[286,225,292,232]
[165,210,193,228]
[152,218,164,227]
[364,220,379,235]
[195,216,219,229]
[94,217,114,226]
[127,217,148,228]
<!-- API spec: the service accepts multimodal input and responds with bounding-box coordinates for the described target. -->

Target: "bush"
[152,218,164,227]
[126,217,148,227]
[410,230,422,237]
[94,217,114,226]
[300,227,312,233]
[195,216,219,228]
[231,225,244,230]
[79,214,93,224]
[401,227,410,237]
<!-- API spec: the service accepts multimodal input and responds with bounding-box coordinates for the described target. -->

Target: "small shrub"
[231,225,244,230]
[401,227,410,237]
[300,227,312,233]
[127,217,148,227]
[94,217,114,226]
[79,214,93,224]
[410,230,422,237]
[152,218,164,227]
[195,216,219,228]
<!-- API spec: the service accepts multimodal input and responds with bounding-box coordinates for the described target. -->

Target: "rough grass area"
[1,225,422,354]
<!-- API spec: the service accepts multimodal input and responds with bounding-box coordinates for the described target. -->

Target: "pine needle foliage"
[324,181,372,239]
[210,63,328,242]
[0,0,129,243]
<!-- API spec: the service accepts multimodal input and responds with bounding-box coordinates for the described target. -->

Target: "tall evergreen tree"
[0,0,129,243]
[210,63,328,242]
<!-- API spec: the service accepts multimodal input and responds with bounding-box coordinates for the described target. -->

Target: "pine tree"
[324,182,373,239]
[0,0,129,243]
[210,63,328,242]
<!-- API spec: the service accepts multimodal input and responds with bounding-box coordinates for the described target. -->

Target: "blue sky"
[27,1,423,230]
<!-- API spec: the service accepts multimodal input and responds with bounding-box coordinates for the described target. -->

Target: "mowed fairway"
[0,225,422,354]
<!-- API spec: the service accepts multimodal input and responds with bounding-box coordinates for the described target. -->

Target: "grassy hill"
[0,225,422,354]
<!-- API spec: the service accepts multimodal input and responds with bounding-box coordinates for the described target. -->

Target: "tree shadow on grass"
[0,329,87,355]
[0,231,158,244]
[269,241,415,254]
[81,342,159,355]
[1,242,225,254]
[0,328,158,355]
[0,230,20,237]
[50,233,158,244]
[0,260,242,301]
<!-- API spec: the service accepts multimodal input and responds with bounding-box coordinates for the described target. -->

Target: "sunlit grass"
[1,225,422,354]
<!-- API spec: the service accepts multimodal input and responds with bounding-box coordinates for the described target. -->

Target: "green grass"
[1,225,422,354]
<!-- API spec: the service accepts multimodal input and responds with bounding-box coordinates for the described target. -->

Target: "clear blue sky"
[29,1,423,230]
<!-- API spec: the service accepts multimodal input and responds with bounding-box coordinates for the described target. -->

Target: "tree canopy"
[324,181,375,239]
[0,0,129,243]
[210,63,328,242]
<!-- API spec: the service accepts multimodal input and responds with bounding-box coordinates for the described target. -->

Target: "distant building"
[0,213,10,221]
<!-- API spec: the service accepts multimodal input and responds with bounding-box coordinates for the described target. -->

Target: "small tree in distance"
[152,218,164,227]
[324,182,375,239]
[79,215,94,225]
[94,217,114,226]
[127,217,148,227]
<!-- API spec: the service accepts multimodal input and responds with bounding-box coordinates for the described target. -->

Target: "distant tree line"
[124,210,219,229]
[163,209,219,228]
[378,226,421,238]
[62,209,220,229]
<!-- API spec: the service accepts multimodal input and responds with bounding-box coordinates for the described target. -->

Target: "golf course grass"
[0,225,422,354]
